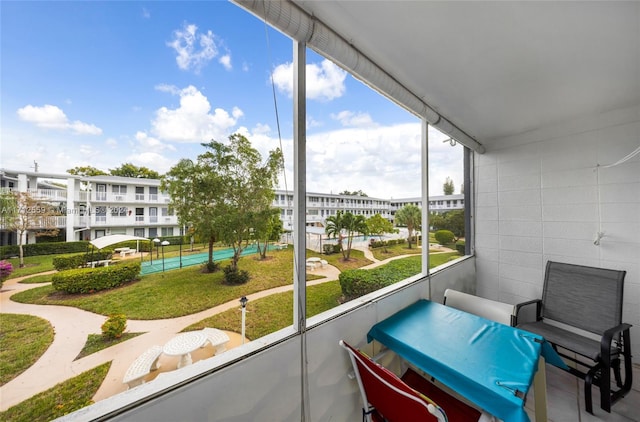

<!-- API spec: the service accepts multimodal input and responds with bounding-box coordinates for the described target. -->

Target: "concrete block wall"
[474,105,640,363]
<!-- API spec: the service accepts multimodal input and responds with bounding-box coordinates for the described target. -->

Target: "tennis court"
[141,244,263,275]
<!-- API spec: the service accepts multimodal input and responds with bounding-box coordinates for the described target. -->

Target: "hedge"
[456,240,466,255]
[339,257,421,301]
[369,238,406,249]
[434,230,455,245]
[52,250,114,271]
[0,241,89,259]
[51,262,141,294]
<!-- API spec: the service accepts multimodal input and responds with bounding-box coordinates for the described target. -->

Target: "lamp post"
[153,238,160,259]
[239,296,248,344]
[179,225,184,269]
[149,239,154,265]
[161,240,169,272]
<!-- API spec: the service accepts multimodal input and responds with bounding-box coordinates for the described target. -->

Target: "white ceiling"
[293,1,639,146]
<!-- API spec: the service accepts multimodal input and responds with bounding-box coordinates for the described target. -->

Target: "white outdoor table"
[163,332,208,369]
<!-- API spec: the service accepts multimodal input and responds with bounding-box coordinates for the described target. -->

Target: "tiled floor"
[525,363,640,421]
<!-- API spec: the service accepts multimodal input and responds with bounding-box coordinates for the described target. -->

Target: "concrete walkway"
[0,246,424,411]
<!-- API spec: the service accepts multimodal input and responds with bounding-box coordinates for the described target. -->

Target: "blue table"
[367,299,566,422]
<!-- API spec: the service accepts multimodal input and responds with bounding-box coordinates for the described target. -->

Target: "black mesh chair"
[515,261,632,414]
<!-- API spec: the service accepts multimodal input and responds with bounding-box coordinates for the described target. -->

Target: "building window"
[95,230,105,238]
[134,228,145,237]
[111,206,127,217]
[149,207,158,223]
[95,184,107,201]
[135,208,144,222]
[135,186,145,201]
[112,185,127,201]
[161,227,174,237]
[148,227,157,238]
[149,186,158,201]
[95,206,107,223]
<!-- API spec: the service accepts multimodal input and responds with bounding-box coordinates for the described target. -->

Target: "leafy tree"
[67,166,108,177]
[339,190,368,197]
[253,208,283,259]
[428,211,445,231]
[109,163,160,179]
[162,158,224,269]
[443,177,455,195]
[0,191,60,267]
[444,210,465,240]
[195,134,283,272]
[325,210,368,260]
[366,214,398,252]
[395,204,421,249]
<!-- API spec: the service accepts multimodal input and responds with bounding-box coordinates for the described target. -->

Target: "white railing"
[136,194,145,201]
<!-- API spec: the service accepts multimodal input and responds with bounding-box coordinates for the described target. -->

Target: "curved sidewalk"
[0,261,343,410]
[0,246,419,411]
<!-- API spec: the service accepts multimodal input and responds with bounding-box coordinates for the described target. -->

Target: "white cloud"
[252,123,271,135]
[238,121,463,198]
[168,23,227,73]
[105,138,118,147]
[142,7,150,19]
[151,85,242,143]
[16,104,102,135]
[125,152,175,174]
[331,110,376,128]
[135,131,176,151]
[219,54,232,70]
[272,59,347,101]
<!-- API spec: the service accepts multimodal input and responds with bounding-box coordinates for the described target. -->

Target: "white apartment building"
[0,169,179,246]
[1,169,463,245]
[390,194,465,217]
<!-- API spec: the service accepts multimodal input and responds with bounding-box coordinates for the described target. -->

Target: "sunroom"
[65,1,639,421]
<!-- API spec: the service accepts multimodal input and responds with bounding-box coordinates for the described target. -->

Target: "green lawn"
[0,362,111,422]
[12,249,304,319]
[4,254,64,279]
[0,314,55,386]
[186,280,343,339]
[75,333,144,360]
[187,252,462,340]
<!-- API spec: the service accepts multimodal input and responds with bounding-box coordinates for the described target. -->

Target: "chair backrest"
[444,289,515,326]
[542,261,626,335]
[339,340,446,422]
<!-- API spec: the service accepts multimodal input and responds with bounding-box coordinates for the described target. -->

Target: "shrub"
[203,261,220,273]
[101,314,127,339]
[51,262,141,294]
[456,240,466,255]
[434,230,455,245]
[322,244,335,255]
[339,257,421,301]
[0,241,89,259]
[52,250,114,271]
[223,265,250,285]
[0,260,13,288]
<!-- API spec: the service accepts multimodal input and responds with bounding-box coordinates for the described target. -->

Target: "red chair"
[339,340,482,422]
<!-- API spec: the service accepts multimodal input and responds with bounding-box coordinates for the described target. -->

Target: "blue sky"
[1,1,463,197]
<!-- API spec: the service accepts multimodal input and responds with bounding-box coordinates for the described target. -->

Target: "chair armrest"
[514,299,542,325]
[601,323,632,363]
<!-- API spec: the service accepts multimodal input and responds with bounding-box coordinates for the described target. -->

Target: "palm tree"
[341,213,368,260]
[395,204,421,249]
[325,210,345,256]
[325,211,368,260]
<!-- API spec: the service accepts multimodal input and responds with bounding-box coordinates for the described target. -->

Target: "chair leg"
[584,370,595,414]
[612,357,623,388]
[599,364,612,413]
